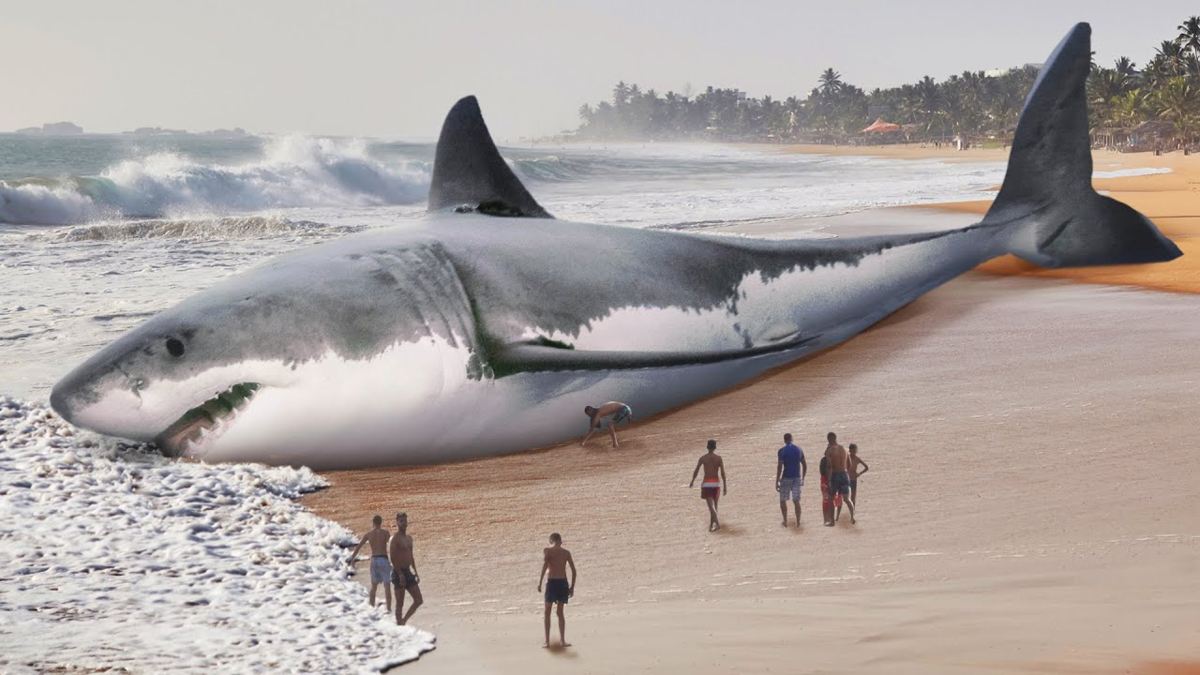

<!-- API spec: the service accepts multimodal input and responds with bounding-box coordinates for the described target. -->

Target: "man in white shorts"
[350,514,392,610]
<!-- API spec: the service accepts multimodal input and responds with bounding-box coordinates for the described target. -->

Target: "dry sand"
[303,148,1200,674]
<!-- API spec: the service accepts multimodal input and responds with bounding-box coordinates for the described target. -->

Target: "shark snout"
[50,358,159,441]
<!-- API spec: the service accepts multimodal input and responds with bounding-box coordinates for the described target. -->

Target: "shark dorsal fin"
[428,96,552,218]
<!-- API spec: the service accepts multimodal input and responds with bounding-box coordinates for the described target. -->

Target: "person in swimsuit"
[824,432,856,525]
[389,512,423,625]
[848,443,870,506]
[689,439,727,532]
[537,532,578,648]
[775,433,807,527]
[581,401,634,448]
[349,514,392,610]
[819,455,842,526]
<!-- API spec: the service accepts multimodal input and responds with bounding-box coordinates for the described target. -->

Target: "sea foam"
[0,397,435,673]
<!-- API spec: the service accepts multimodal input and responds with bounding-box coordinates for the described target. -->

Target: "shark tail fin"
[428,96,553,218]
[983,23,1180,268]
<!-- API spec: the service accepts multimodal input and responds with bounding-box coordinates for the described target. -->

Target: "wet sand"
[304,147,1200,673]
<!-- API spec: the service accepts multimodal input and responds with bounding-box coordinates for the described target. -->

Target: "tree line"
[574,17,1200,145]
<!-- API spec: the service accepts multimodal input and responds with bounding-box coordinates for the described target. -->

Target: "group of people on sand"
[688,431,869,531]
[347,401,870,650]
[348,512,423,626]
[350,514,579,649]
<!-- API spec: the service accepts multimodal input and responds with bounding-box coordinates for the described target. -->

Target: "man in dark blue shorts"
[824,432,856,525]
[538,532,578,648]
[775,433,808,527]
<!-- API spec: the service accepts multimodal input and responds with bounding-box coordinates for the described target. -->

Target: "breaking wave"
[49,215,359,242]
[0,136,431,226]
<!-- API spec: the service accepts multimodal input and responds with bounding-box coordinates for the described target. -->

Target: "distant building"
[41,122,83,135]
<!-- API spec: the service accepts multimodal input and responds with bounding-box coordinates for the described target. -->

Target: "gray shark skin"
[50,23,1181,468]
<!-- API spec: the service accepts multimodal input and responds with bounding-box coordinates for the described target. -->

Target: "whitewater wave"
[0,136,431,226]
[0,397,436,672]
[48,215,358,242]
[510,155,595,182]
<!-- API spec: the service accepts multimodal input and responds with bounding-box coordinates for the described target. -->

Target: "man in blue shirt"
[775,433,808,527]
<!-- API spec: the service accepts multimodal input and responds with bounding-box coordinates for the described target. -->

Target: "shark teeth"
[156,383,261,458]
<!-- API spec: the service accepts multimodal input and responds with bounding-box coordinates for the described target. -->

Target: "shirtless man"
[689,439,728,532]
[824,432,856,525]
[389,512,423,625]
[819,455,842,526]
[848,443,870,506]
[537,532,578,648]
[349,515,392,610]
[581,401,634,448]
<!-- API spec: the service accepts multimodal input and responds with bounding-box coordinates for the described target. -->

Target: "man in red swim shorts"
[820,454,844,526]
[689,439,728,532]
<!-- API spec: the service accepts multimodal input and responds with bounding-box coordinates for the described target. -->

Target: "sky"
[1,0,1196,140]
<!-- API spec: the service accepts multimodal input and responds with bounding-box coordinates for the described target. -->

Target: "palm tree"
[1177,16,1200,56]
[1109,89,1147,129]
[914,76,944,135]
[612,81,630,107]
[818,68,843,97]
[1113,56,1139,84]
[1152,76,1199,141]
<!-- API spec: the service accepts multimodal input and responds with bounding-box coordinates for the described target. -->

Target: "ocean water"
[0,136,1159,671]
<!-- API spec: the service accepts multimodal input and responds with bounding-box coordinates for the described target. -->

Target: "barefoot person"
[581,401,634,448]
[537,532,577,648]
[824,432,856,524]
[689,439,727,531]
[848,443,870,506]
[775,433,807,527]
[349,515,392,610]
[819,455,842,526]
[389,512,423,625]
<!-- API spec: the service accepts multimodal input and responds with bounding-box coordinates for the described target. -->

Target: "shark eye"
[166,338,185,357]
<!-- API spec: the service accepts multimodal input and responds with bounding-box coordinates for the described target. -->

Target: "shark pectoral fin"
[428,96,553,219]
[492,335,820,374]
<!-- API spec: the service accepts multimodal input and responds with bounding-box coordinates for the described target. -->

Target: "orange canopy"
[862,118,901,133]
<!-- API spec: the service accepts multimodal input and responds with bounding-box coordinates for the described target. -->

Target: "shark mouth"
[155,383,260,458]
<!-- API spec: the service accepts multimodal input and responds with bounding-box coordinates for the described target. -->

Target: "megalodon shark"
[50,24,1181,468]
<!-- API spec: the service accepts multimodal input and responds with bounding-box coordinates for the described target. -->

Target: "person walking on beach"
[775,433,807,527]
[537,532,577,648]
[349,515,392,610]
[689,439,727,532]
[581,401,634,448]
[389,512,423,625]
[848,443,870,506]
[824,432,856,524]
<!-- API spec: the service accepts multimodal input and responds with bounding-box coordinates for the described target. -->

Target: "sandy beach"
[303,146,1200,674]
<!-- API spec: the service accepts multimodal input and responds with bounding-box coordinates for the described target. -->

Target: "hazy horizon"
[2,0,1196,139]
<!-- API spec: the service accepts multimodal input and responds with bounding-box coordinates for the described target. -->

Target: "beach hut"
[1128,120,1176,152]
[861,118,901,133]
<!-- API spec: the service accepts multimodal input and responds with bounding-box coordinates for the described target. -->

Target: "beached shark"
[50,23,1180,468]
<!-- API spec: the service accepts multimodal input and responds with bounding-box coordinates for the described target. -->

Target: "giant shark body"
[51,24,1181,468]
